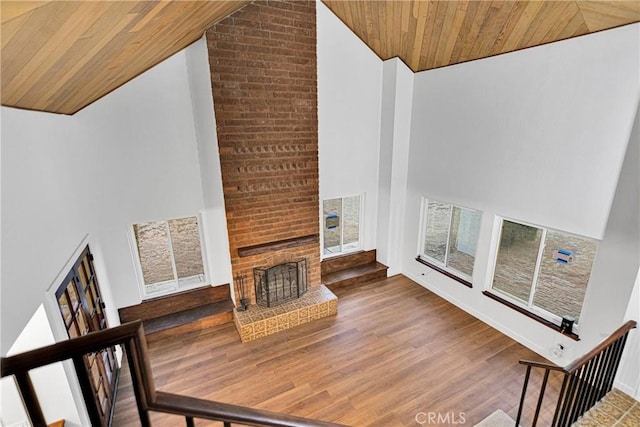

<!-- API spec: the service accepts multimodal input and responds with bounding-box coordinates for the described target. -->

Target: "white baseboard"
[613,380,640,400]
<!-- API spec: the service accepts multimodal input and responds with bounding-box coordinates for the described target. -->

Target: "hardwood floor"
[113,275,561,426]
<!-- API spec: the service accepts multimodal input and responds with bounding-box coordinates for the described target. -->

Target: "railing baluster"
[583,352,603,411]
[600,338,620,396]
[575,357,597,418]
[568,365,588,425]
[586,352,604,411]
[558,373,578,427]
[594,344,614,402]
[3,316,635,427]
[532,368,550,427]
[13,371,47,426]
[552,374,569,427]
[124,338,151,427]
[604,336,628,393]
[515,365,532,426]
[512,322,635,427]
[72,355,103,426]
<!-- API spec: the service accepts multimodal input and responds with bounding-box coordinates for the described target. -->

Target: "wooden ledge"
[237,234,319,257]
[118,284,230,323]
[415,256,472,288]
[483,290,580,341]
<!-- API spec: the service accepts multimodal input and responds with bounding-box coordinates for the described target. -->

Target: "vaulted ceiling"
[1,1,638,115]
[323,1,640,72]
[1,1,251,115]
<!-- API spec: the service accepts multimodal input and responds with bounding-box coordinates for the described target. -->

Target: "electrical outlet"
[552,343,565,359]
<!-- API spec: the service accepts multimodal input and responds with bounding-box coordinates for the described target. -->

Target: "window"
[418,198,482,285]
[323,195,362,256]
[132,216,206,297]
[490,219,598,326]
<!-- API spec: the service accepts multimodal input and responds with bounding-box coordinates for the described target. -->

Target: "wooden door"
[55,246,118,426]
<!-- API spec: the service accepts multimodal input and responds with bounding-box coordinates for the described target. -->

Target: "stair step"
[321,250,377,276]
[145,299,234,342]
[323,262,388,290]
[119,284,231,323]
[118,285,235,343]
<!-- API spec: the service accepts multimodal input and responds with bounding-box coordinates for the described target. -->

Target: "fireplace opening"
[254,258,308,307]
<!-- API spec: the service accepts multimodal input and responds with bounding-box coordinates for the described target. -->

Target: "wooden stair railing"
[1,321,346,427]
[516,320,637,427]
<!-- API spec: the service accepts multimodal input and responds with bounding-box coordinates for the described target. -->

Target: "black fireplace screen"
[254,258,308,307]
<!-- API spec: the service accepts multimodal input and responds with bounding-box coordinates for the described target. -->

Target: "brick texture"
[206,0,319,303]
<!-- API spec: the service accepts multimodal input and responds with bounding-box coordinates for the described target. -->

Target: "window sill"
[482,290,580,341]
[322,247,362,260]
[415,256,473,288]
[143,281,209,301]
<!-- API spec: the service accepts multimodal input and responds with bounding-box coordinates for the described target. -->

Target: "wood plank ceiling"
[1,1,638,115]
[1,0,251,115]
[323,1,640,72]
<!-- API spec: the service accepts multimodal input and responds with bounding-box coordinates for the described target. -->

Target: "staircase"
[1,321,345,427]
[516,320,637,427]
[572,388,639,426]
[118,284,234,342]
[321,250,388,291]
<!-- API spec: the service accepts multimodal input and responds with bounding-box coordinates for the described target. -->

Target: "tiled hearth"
[233,285,337,343]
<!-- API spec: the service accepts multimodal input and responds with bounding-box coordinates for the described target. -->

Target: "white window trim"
[417,197,481,282]
[129,214,209,300]
[485,216,594,331]
[321,193,365,259]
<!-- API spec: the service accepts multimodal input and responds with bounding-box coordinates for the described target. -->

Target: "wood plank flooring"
[113,275,562,426]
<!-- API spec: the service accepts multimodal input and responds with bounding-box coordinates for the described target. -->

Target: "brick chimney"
[206,0,319,303]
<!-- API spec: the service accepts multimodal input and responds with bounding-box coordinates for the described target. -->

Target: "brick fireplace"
[254,257,308,307]
[206,0,335,341]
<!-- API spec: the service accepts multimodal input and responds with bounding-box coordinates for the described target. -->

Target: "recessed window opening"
[322,194,363,257]
[489,218,598,328]
[132,215,206,298]
[418,198,482,285]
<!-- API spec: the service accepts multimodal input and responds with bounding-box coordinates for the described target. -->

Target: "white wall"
[401,24,640,362]
[1,49,210,351]
[377,59,414,274]
[0,105,97,425]
[185,36,234,296]
[615,271,640,399]
[1,42,233,422]
[1,107,88,354]
[2,5,638,422]
[376,60,397,269]
[2,1,387,352]
[581,100,639,347]
[407,25,638,240]
[317,1,382,253]
[75,48,208,310]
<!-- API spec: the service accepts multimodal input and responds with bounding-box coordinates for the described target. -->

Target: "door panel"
[55,246,118,426]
